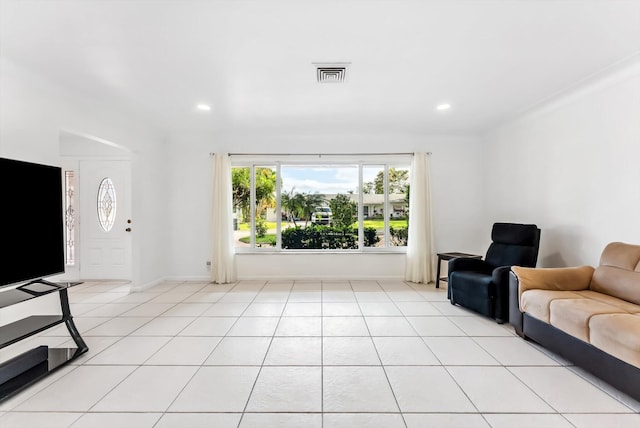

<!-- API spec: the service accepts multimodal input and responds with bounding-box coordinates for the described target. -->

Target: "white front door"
[79,160,132,280]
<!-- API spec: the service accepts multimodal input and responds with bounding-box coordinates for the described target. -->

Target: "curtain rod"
[209,152,431,156]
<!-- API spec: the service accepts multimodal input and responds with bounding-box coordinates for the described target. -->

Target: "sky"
[280,165,381,195]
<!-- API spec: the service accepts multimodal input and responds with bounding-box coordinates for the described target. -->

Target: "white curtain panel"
[405,152,435,283]
[211,153,236,283]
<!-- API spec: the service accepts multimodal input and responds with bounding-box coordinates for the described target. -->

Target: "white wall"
[0,54,486,289]
[166,132,486,280]
[482,61,640,267]
[0,58,169,288]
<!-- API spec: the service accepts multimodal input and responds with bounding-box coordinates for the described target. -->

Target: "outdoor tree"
[329,193,357,228]
[232,167,276,223]
[301,193,326,227]
[281,188,306,226]
[232,167,250,220]
[255,168,276,216]
[361,181,374,194]
[364,168,409,194]
[404,184,410,208]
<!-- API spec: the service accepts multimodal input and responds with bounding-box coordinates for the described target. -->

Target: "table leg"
[435,256,442,288]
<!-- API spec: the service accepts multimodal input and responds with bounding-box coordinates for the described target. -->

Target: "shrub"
[364,227,380,247]
[390,226,408,246]
[256,218,268,238]
[329,194,357,228]
[282,225,359,250]
[282,226,306,249]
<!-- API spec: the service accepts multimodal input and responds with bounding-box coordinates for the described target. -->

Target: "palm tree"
[281,188,305,227]
[302,193,326,227]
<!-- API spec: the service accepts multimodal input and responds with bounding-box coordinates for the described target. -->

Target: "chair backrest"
[485,222,541,269]
[590,242,640,305]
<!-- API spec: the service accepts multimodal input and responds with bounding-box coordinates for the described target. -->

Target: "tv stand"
[0,280,88,401]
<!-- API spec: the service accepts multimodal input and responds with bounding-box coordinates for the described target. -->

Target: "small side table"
[436,252,482,288]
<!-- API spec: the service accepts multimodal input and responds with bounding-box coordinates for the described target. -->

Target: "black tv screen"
[0,158,65,287]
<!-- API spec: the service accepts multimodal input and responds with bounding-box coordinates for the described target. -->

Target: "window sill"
[235,249,407,255]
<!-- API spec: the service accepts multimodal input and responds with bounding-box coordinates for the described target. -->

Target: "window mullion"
[250,165,256,248]
[358,162,364,250]
[384,164,389,248]
[276,162,282,250]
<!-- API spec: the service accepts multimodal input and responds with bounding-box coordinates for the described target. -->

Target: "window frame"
[231,154,411,253]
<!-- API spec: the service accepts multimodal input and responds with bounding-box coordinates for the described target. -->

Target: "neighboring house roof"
[362,193,406,205]
[319,193,406,205]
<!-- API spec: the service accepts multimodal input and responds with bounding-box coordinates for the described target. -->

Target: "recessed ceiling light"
[196,104,211,111]
[436,103,451,111]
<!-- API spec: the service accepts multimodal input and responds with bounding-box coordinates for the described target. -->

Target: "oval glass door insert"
[97,177,117,232]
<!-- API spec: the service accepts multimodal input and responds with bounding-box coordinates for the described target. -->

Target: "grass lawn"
[363,219,408,229]
[238,222,277,231]
[239,234,276,245]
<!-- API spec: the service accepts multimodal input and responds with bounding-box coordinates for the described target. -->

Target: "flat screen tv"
[0,157,65,288]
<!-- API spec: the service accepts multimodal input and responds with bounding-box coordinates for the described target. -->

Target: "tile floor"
[1,279,639,427]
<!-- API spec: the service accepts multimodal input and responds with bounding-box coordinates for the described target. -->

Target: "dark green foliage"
[282,225,355,249]
[329,194,356,228]
[255,218,268,238]
[281,225,382,249]
[390,226,408,246]
[363,227,380,247]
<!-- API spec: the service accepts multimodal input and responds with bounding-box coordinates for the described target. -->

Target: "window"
[232,166,277,248]
[231,156,410,251]
[65,170,76,266]
[362,164,410,247]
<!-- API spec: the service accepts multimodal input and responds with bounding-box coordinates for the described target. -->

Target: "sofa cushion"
[573,290,640,314]
[520,290,583,323]
[590,313,640,369]
[590,242,640,305]
[550,299,627,342]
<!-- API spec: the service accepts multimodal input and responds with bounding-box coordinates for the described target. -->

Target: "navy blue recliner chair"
[447,222,541,324]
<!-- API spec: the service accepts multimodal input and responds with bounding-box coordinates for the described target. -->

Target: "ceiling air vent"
[314,62,350,83]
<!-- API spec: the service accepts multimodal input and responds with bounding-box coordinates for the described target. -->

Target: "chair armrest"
[448,257,493,275]
[492,266,512,323]
[511,265,594,293]
[491,266,512,285]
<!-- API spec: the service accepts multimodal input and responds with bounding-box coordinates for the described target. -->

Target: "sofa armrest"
[511,265,594,292]
[509,271,524,336]
[492,266,512,323]
[511,265,594,304]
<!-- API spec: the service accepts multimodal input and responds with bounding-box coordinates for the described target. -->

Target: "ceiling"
[1,0,639,137]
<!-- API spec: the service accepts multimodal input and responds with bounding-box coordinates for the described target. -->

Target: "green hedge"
[390,226,408,246]
[282,225,379,249]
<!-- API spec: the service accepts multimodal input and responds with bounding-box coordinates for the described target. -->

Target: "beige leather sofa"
[509,242,640,400]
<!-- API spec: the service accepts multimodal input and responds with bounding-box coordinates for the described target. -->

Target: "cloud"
[282,166,359,194]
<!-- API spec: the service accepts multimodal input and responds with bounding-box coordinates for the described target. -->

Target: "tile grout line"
[4,279,639,426]
[351,280,408,428]
[146,280,248,427]
[43,281,202,418]
[320,280,324,428]
[236,279,294,427]
[134,281,237,425]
